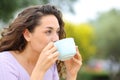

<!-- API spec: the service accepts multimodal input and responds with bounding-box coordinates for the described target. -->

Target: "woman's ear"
[23,29,31,42]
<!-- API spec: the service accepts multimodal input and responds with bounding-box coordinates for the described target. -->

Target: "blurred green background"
[0,0,120,80]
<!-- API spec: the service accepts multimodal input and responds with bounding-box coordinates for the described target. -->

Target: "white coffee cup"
[54,38,76,61]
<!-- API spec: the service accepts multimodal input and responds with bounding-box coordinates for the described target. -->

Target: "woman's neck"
[20,49,39,66]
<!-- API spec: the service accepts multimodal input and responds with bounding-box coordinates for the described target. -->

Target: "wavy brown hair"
[0,4,66,78]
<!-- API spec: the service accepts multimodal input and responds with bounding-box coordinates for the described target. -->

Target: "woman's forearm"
[30,67,45,80]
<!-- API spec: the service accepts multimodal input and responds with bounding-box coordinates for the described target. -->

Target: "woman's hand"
[36,42,59,72]
[64,46,82,80]
[31,42,59,80]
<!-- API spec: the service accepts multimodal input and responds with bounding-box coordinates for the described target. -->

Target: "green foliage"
[0,0,37,22]
[0,0,18,22]
[0,0,77,23]
[90,9,120,80]
[77,70,110,80]
[91,9,120,62]
[65,22,96,62]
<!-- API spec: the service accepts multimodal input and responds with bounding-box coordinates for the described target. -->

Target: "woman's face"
[25,15,60,53]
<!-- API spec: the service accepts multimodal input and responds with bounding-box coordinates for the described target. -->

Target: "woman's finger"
[49,46,58,53]
[47,51,59,64]
[73,57,82,65]
[75,46,82,61]
[43,42,54,51]
[51,51,59,59]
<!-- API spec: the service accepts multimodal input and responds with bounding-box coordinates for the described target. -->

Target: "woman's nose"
[52,33,59,42]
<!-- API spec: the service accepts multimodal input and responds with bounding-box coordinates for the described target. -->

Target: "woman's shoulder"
[0,51,16,66]
[0,51,19,74]
[0,51,30,79]
[0,51,18,68]
[0,51,13,61]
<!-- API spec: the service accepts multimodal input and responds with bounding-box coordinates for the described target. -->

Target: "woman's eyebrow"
[46,27,53,30]
[45,26,60,30]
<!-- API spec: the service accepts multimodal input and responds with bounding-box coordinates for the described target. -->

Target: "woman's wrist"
[30,67,45,80]
[66,72,77,80]
[66,75,77,80]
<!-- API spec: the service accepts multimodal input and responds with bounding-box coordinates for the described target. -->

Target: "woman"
[0,4,82,80]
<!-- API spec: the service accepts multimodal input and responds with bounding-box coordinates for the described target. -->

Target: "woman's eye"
[46,30,52,35]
